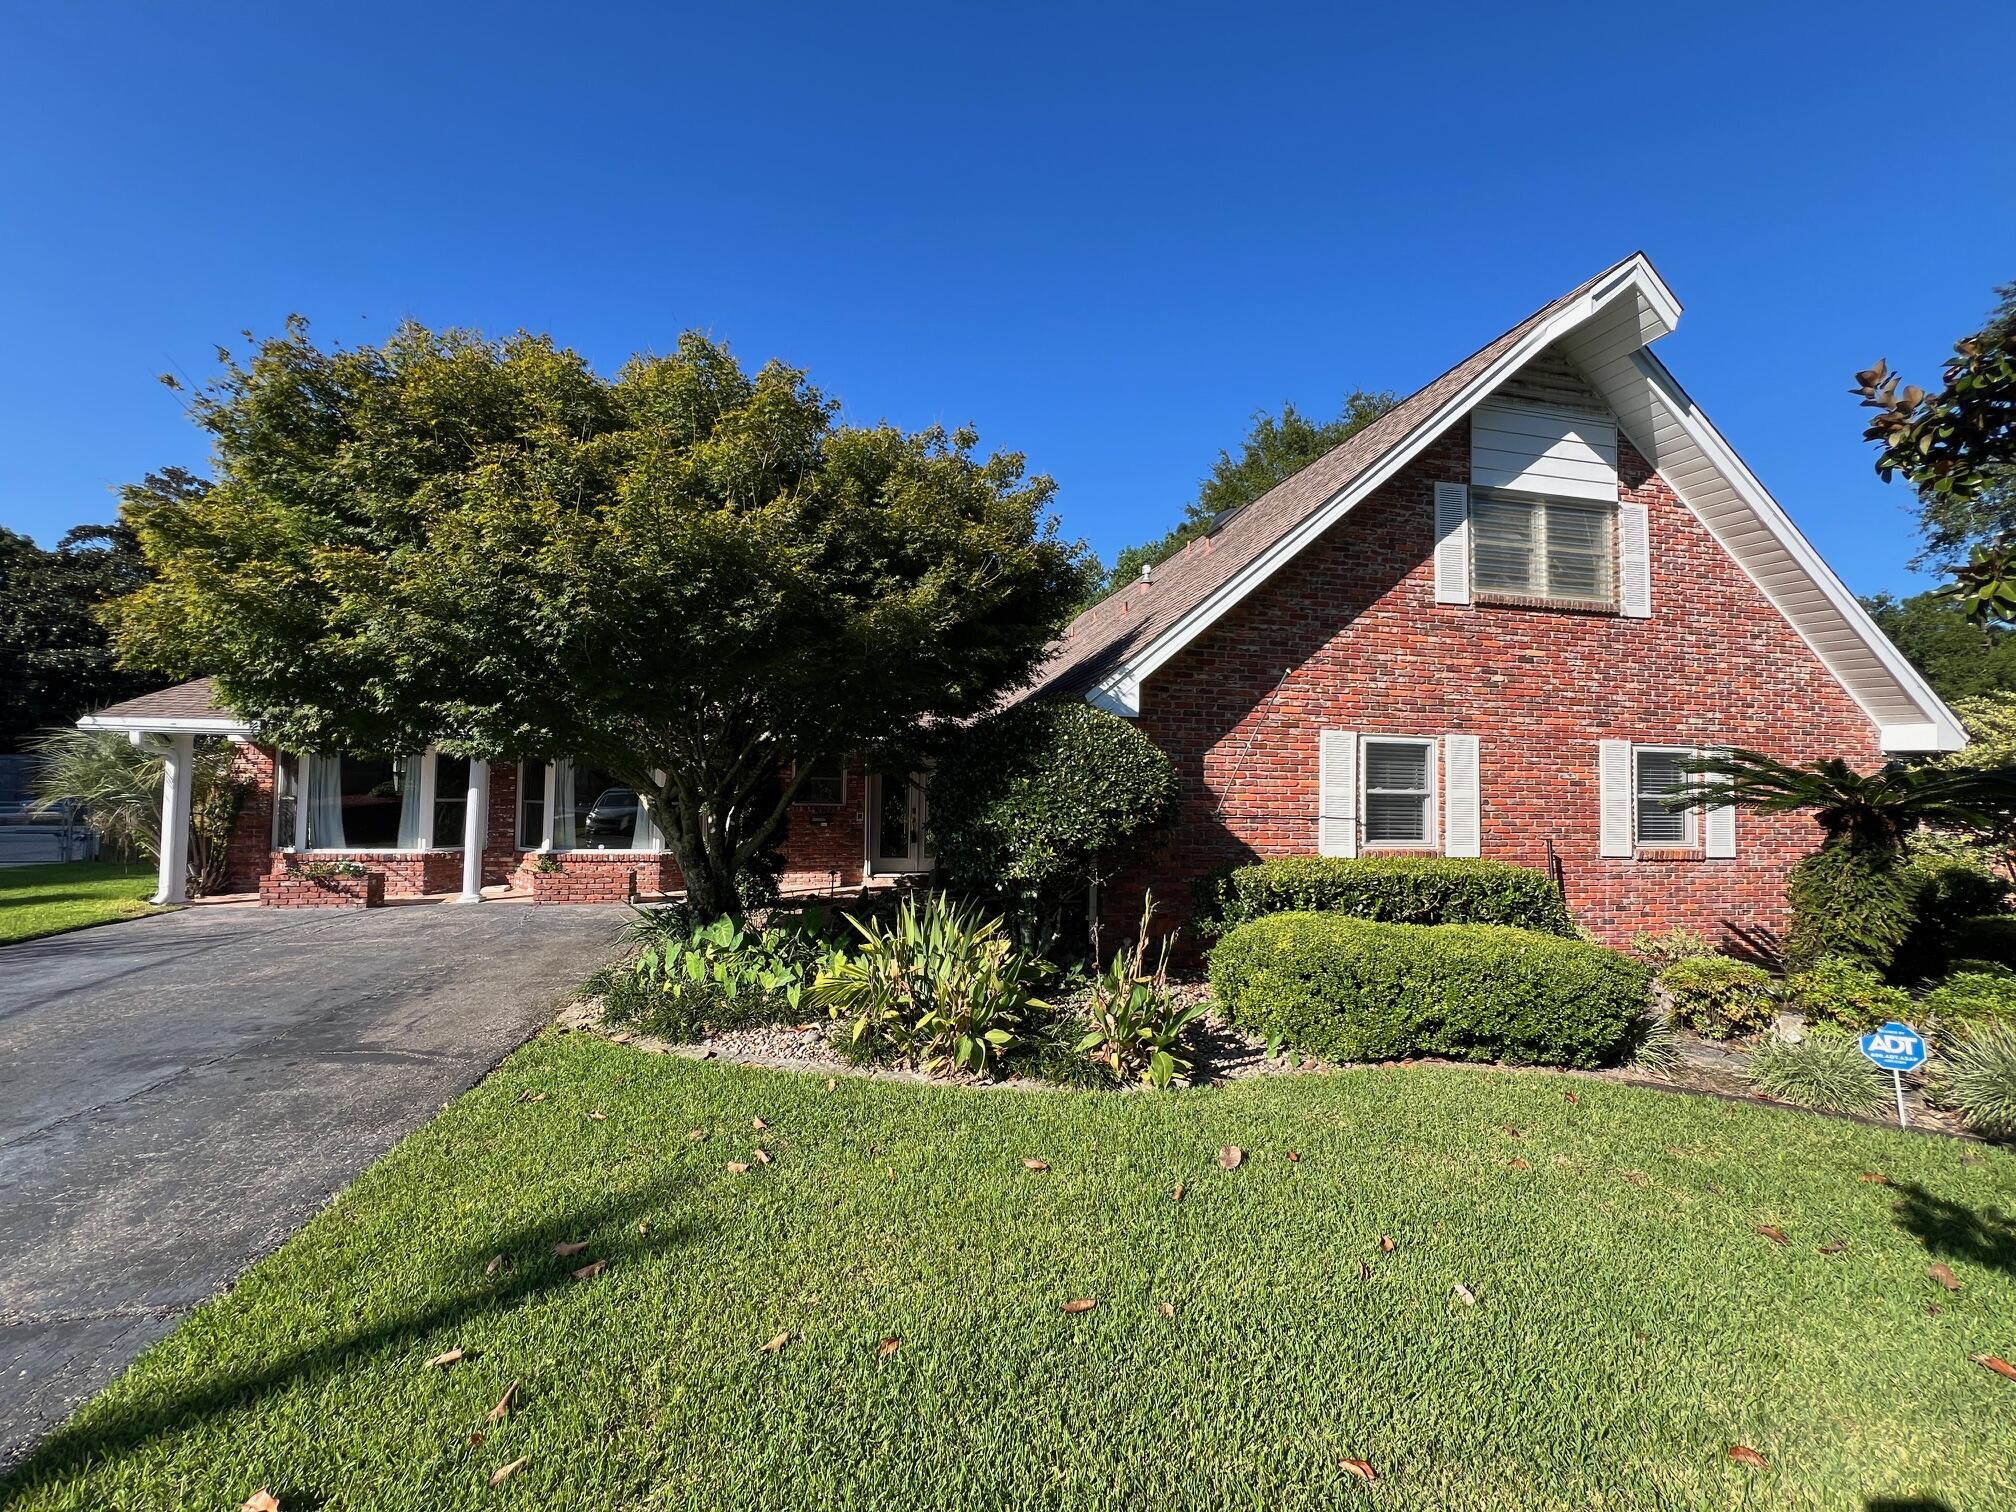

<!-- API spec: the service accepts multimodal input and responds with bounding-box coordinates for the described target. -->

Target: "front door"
[867,772,932,874]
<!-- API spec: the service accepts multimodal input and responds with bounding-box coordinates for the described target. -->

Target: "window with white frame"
[517,759,655,851]
[791,757,846,806]
[1470,490,1616,605]
[1634,747,1696,848]
[1361,737,1436,846]
[274,751,468,851]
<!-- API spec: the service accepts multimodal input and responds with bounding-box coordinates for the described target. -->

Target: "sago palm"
[27,727,242,895]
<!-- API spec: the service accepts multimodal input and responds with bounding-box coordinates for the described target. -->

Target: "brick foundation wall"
[258,863,386,908]
[1102,419,1882,954]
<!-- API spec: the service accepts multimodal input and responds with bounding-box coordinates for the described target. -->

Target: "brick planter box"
[259,866,387,909]
[526,856,651,903]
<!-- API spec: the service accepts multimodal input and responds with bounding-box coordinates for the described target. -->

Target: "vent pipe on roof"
[1138,561,1153,584]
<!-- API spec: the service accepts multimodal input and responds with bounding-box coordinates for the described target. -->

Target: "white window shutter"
[1618,501,1651,618]
[1702,746,1736,858]
[1598,739,1634,858]
[1442,734,1480,857]
[1318,729,1358,857]
[1433,482,1471,605]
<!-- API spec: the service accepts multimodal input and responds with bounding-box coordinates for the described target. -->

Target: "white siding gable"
[1471,400,1619,503]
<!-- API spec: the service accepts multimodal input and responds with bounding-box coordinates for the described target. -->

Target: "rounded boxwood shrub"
[1195,855,1573,938]
[1658,955,1777,1040]
[1207,913,1648,1068]
[1786,957,1911,1032]
[1923,970,2016,1029]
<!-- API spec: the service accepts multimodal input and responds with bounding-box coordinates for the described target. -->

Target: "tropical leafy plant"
[1677,748,2016,972]
[1745,1034,1889,1117]
[812,894,1049,1077]
[1075,898,1208,1089]
[633,913,821,1022]
[26,727,241,894]
[1935,1021,2016,1138]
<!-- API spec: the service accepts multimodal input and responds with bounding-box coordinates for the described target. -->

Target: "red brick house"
[81,254,1961,947]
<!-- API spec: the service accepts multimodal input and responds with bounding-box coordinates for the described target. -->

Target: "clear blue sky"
[4,2,2011,601]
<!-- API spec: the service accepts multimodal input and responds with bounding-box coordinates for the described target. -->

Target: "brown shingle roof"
[1022,256,1639,704]
[83,677,240,724]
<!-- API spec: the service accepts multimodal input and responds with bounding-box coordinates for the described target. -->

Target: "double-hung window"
[1470,490,1616,607]
[1361,737,1436,847]
[791,757,847,806]
[1633,746,1696,848]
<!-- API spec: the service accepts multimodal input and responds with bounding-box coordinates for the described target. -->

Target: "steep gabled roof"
[1027,254,1964,752]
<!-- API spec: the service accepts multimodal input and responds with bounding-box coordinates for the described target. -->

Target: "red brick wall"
[1104,418,1882,953]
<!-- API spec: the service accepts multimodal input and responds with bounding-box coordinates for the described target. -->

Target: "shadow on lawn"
[1889,1179,2016,1278]
[0,1174,701,1496]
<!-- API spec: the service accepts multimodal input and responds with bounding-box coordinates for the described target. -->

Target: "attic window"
[1470,491,1616,606]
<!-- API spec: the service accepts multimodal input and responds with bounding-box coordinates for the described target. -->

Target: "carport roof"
[77,677,254,736]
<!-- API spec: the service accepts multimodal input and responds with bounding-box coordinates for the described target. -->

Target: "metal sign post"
[1859,1021,1929,1129]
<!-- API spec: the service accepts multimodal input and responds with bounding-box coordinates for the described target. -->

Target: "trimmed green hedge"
[1208,913,1648,1068]
[1196,855,1573,937]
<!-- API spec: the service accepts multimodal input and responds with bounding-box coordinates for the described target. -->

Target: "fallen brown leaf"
[687,1128,707,1142]
[489,1455,528,1486]
[825,1078,837,1091]
[1339,1458,1379,1482]
[1157,1302,1175,1317]
[1858,1171,1889,1184]
[424,1347,465,1369]
[1358,1259,1372,1281]
[1926,1303,1943,1316]
[587,1111,607,1122]
[726,1161,749,1174]
[1171,1180,1186,1202]
[877,1337,901,1358]
[1285,1150,1301,1163]
[637,1219,651,1236]
[1502,1125,1522,1138]
[1623,1171,1650,1188]
[1378,1235,1396,1253]
[240,1493,281,1512]
[1973,1353,2016,1382]
[1508,1157,1531,1170]
[487,1380,519,1423]
[1726,1445,1767,1469]
[1754,1225,1790,1246]
[516,1091,545,1104]
[752,1117,769,1131]
[752,1148,772,1166]
[1563,1091,1581,1104]
[761,1331,790,1353]
[1218,1146,1244,1171]
[1022,1158,1050,1171]
[484,1253,505,1277]
[1061,1298,1098,1314]
[1928,1262,1961,1292]
[571,1259,606,1280]
[468,1431,484,1446]
[553,1240,588,1258]
[1452,1283,1478,1307]
[1817,1240,1848,1256]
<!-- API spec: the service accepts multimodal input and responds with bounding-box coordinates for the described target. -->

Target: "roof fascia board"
[1630,349,1966,752]
[76,714,256,736]
[1114,259,1678,702]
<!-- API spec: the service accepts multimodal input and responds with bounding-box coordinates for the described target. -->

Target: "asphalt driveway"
[0,900,624,1466]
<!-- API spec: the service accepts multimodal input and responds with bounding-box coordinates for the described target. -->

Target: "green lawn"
[0,860,159,946]
[6,1039,2013,1511]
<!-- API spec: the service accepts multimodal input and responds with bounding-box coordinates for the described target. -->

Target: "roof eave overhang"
[76,714,257,738]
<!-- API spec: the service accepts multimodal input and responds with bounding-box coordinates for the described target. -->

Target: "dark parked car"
[583,788,639,841]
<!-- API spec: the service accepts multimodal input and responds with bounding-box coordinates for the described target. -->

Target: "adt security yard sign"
[1860,1021,1928,1127]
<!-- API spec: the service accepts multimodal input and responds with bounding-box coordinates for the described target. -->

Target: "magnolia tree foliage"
[112,321,1089,915]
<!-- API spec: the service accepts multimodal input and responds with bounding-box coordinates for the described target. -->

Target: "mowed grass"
[0,860,158,946]
[6,1037,2014,1511]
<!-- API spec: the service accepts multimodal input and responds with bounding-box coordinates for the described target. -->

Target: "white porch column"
[153,732,195,905]
[456,759,490,902]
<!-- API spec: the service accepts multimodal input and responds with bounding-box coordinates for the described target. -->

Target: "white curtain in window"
[306,754,346,849]
[552,758,577,849]
[395,755,425,850]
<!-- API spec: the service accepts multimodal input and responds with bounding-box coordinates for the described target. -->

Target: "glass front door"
[868,773,932,874]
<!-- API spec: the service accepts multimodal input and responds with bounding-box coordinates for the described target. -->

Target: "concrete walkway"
[0,900,624,1466]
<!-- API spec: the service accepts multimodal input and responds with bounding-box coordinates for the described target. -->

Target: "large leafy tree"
[111,321,1087,915]
[1856,281,2016,621]
[1091,392,1395,604]
[1860,588,2016,701]
[0,496,174,752]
